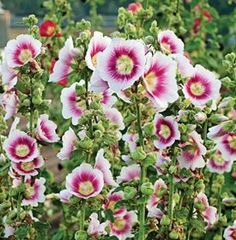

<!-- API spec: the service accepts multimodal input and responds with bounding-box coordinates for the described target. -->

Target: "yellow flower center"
[15,144,30,158]
[161,43,171,54]
[190,82,205,96]
[92,54,97,67]
[113,217,126,231]
[145,71,156,91]
[25,184,34,198]
[116,55,134,75]
[21,161,34,171]
[159,124,171,139]
[228,135,236,150]
[19,49,32,63]
[214,153,225,164]
[78,181,94,196]
[47,26,55,36]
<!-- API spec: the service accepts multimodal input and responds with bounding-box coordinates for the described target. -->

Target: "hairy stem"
[80,201,86,230]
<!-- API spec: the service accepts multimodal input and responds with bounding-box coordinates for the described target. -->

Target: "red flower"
[39,20,57,37]
[127,2,142,13]
[203,10,213,22]
[193,18,201,34]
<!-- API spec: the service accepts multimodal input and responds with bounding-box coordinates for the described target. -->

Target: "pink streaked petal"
[117,164,141,183]
[58,189,72,203]
[57,127,77,160]
[87,213,108,237]
[101,90,117,107]
[203,206,218,229]
[103,106,125,130]
[0,61,18,89]
[89,70,109,93]
[122,132,138,152]
[223,221,236,240]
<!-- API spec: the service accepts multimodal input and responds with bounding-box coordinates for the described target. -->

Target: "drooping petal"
[103,106,125,130]
[117,164,141,183]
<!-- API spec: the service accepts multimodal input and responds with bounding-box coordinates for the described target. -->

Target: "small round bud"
[160,215,171,226]
[143,152,156,167]
[124,186,137,199]
[143,122,154,136]
[74,230,88,240]
[169,231,179,239]
[141,182,154,196]
[131,147,146,161]
[194,112,207,123]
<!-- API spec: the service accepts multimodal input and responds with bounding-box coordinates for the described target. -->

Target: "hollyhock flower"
[143,52,178,111]
[85,31,111,71]
[96,38,145,92]
[65,163,104,199]
[224,221,236,240]
[127,2,142,13]
[158,30,184,54]
[3,217,15,238]
[87,213,108,237]
[155,152,171,175]
[60,83,83,125]
[153,114,180,149]
[101,90,117,107]
[3,130,39,163]
[103,191,124,212]
[39,20,57,37]
[49,37,79,83]
[207,124,226,141]
[58,189,72,203]
[109,209,137,240]
[36,114,59,143]
[0,90,19,120]
[183,65,221,107]
[95,149,118,187]
[216,133,236,160]
[89,70,109,93]
[207,150,233,174]
[122,132,138,152]
[117,164,141,183]
[172,54,194,78]
[193,18,201,34]
[11,156,44,176]
[178,131,207,170]
[0,61,18,89]
[22,177,46,207]
[103,107,125,130]
[4,34,42,68]
[57,127,77,160]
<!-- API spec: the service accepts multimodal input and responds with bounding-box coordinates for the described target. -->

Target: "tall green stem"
[30,78,34,132]
[80,201,86,230]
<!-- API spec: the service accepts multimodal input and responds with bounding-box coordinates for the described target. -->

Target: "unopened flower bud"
[222,197,236,207]
[213,235,222,240]
[194,112,207,122]
[77,137,93,150]
[195,179,205,191]
[160,215,171,225]
[90,101,100,110]
[194,202,205,211]
[74,230,88,240]
[141,182,154,195]
[143,152,156,167]
[169,231,179,239]
[124,186,137,199]
[131,147,146,161]
[210,114,228,124]
[76,85,86,95]
[143,122,154,136]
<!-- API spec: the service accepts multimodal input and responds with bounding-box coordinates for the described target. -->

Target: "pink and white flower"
[22,177,46,207]
[101,90,117,107]
[183,65,221,106]
[143,52,178,111]
[66,163,104,199]
[57,127,77,160]
[49,37,79,83]
[0,61,18,89]
[3,130,39,163]
[0,90,19,120]
[96,38,145,91]
[4,34,42,68]
[95,149,118,187]
[155,152,171,175]
[207,124,226,141]
[85,31,111,71]
[87,213,108,237]
[158,30,184,54]
[122,132,138,152]
[224,221,236,240]
[109,209,137,240]
[103,191,124,213]
[89,70,109,93]
[207,150,233,174]
[104,107,125,130]
[36,114,59,143]
[58,189,72,203]
[153,114,180,149]
[216,133,236,161]
[11,156,44,176]
[178,131,207,170]
[60,83,83,125]
[117,164,141,183]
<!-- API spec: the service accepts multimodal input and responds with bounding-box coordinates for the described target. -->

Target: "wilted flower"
[117,164,141,183]
[66,163,104,199]
[4,34,42,68]
[153,114,180,149]
[3,130,39,163]
[127,2,142,13]
[58,189,72,203]
[39,20,57,37]
[85,31,111,71]
[122,132,138,152]
[87,213,108,237]
[158,30,184,54]
[97,38,145,91]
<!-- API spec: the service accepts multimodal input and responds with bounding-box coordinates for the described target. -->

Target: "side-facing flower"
[60,83,83,125]
[178,131,206,170]
[143,52,178,111]
[95,149,118,187]
[0,90,19,120]
[22,177,46,207]
[128,2,142,13]
[39,20,57,37]
[0,61,18,89]
[122,132,138,152]
[57,127,77,160]
[183,65,221,106]
[85,31,111,71]
[224,221,236,240]
[58,189,72,203]
[158,30,184,54]
[3,130,39,163]
[66,163,104,199]
[97,38,145,91]
[11,156,44,176]
[103,107,125,130]
[103,191,124,213]
[4,34,42,68]
[49,37,79,83]
[153,114,180,149]
[117,164,141,183]
[87,213,108,237]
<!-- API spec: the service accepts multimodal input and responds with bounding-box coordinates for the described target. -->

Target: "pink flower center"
[21,161,34,171]
[113,217,126,231]
[189,82,205,96]
[78,181,94,196]
[228,135,236,150]
[18,49,32,64]
[15,144,30,158]
[116,55,134,75]
[159,124,171,139]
